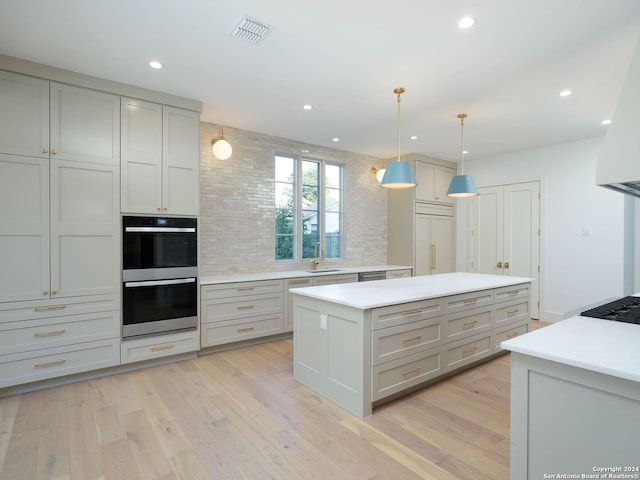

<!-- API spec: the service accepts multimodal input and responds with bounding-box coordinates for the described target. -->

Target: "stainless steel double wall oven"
[122,216,198,339]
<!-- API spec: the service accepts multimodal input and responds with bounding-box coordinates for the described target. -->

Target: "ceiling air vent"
[230,15,273,45]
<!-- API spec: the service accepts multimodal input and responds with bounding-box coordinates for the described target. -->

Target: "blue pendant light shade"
[447,174,478,197]
[447,113,479,198]
[380,87,417,189]
[380,161,417,188]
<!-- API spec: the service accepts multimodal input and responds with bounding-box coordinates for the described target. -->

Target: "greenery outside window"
[275,155,343,261]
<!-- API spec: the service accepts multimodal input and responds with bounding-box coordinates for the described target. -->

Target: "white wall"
[458,136,626,321]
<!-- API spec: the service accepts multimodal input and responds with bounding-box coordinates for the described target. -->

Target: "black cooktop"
[581,296,640,324]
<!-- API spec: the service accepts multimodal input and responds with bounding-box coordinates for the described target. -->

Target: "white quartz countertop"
[501,315,640,383]
[199,265,410,285]
[289,272,533,309]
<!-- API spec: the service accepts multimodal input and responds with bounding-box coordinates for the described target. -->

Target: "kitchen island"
[501,316,640,478]
[290,272,532,417]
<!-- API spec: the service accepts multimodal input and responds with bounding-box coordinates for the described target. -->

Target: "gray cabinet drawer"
[201,314,283,347]
[443,306,492,342]
[494,320,529,353]
[121,330,199,364]
[494,283,530,304]
[494,299,530,328]
[0,339,120,388]
[444,289,494,315]
[443,332,493,371]
[0,310,119,356]
[371,298,444,331]
[201,280,283,300]
[202,293,283,324]
[372,347,444,401]
[371,317,442,366]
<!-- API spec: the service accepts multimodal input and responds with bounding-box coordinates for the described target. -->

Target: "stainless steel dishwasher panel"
[358,271,387,282]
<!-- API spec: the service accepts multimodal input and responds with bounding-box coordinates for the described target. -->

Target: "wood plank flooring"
[0,320,547,480]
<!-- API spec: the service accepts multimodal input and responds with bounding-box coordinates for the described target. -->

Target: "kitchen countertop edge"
[199,265,411,285]
[288,272,533,310]
[501,315,640,383]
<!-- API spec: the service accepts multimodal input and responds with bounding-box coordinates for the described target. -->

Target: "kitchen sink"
[306,269,342,274]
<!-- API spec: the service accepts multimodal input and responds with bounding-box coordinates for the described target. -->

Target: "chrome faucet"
[312,242,324,270]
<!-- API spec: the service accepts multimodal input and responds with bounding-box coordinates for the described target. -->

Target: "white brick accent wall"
[200,122,388,275]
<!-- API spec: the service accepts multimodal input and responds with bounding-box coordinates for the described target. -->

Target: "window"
[275,155,343,261]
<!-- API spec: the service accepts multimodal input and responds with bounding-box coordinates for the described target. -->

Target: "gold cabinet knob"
[504,262,510,269]
[42,147,48,154]
[52,149,57,155]
[51,290,58,295]
[43,290,49,295]
[497,262,502,268]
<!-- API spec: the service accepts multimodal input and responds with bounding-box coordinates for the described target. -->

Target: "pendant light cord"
[458,113,467,174]
[394,87,405,162]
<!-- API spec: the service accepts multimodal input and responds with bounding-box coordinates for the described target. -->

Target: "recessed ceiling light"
[559,89,572,97]
[409,135,418,140]
[332,138,340,142]
[149,61,163,69]
[303,104,313,110]
[458,17,476,29]
[601,119,612,125]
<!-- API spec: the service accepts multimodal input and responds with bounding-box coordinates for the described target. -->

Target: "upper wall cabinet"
[50,83,120,165]
[121,98,200,216]
[414,160,455,204]
[0,70,49,158]
[0,71,120,165]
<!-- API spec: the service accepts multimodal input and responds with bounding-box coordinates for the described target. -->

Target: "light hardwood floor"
[0,320,547,480]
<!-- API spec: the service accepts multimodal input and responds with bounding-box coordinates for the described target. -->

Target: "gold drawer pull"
[463,298,477,305]
[463,346,478,356]
[150,344,174,352]
[237,305,255,310]
[463,320,478,328]
[506,332,520,339]
[34,329,66,337]
[289,280,310,285]
[508,290,518,296]
[34,359,66,368]
[402,335,422,344]
[401,366,422,377]
[401,308,421,316]
[237,286,254,291]
[507,309,520,317]
[34,305,66,312]
[237,326,255,333]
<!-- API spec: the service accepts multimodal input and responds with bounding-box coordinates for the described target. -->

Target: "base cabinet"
[293,281,531,417]
[509,353,640,477]
[0,294,120,388]
[200,280,284,348]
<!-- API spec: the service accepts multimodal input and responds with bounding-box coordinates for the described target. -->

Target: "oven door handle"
[124,278,197,288]
[124,226,196,233]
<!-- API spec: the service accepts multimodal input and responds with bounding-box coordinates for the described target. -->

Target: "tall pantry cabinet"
[387,155,456,276]
[0,70,121,387]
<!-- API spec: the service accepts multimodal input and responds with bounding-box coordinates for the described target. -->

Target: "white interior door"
[504,182,540,318]
[469,181,540,318]
[472,186,503,275]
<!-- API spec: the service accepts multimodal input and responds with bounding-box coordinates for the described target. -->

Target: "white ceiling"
[1,0,639,162]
